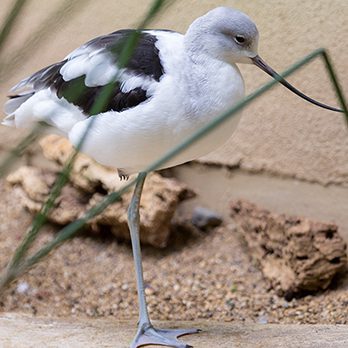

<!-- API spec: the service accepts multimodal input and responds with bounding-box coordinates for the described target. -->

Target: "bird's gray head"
[185,7,343,113]
[186,7,259,64]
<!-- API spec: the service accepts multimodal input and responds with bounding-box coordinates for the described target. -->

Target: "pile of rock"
[231,199,347,298]
[7,135,194,248]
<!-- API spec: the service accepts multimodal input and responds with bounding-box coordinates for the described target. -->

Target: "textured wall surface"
[0,0,347,185]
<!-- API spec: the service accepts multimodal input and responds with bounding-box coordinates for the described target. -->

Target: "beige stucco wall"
[0,0,347,185]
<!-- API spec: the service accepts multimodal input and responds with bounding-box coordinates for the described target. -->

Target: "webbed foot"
[131,324,200,348]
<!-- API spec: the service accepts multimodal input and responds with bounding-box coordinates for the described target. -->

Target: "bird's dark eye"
[235,35,246,44]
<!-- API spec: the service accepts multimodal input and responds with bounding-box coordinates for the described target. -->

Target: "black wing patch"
[10,30,165,116]
[86,29,164,81]
[57,77,148,115]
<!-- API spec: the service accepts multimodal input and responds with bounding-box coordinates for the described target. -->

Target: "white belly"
[69,62,245,174]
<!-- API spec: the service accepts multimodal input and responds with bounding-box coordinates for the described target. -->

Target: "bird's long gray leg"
[127,172,200,348]
[128,172,150,328]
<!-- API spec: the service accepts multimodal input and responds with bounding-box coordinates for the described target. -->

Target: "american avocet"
[2,6,341,348]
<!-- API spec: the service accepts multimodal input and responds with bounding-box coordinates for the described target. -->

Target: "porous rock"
[6,135,194,248]
[231,199,347,298]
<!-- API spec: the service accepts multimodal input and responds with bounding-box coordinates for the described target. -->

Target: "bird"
[2,6,342,348]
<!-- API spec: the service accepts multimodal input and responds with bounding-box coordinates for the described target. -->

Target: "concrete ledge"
[0,313,347,348]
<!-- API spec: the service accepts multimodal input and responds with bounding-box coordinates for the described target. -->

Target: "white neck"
[182,31,245,118]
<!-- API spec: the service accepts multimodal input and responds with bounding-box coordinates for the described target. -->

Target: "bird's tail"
[2,88,87,136]
[3,92,34,126]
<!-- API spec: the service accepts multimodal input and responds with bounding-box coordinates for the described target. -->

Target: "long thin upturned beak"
[252,55,343,113]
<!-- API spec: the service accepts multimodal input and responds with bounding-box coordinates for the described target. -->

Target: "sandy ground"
[1,314,348,348]
[0,179,347,325]
[1,0,348,187]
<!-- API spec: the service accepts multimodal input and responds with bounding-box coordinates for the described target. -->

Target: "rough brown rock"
[39,135,123,193]
[230,200,347,298]
[6,135,194,248]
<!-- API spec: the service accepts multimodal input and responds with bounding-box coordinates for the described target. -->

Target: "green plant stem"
[0,123,45,178]
[321,51,348,124]
[0,0,28,55]
[0,0,91,82]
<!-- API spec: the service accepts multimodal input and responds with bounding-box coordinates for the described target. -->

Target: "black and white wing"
[4,30,166,121]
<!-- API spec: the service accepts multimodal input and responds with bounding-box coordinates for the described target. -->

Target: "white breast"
[69,52,245,174]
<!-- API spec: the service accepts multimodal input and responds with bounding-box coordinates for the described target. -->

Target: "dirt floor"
[2,315,348,348]
[0,178,348,326]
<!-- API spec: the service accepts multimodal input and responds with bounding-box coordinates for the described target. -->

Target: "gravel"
[0,181,347,324]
